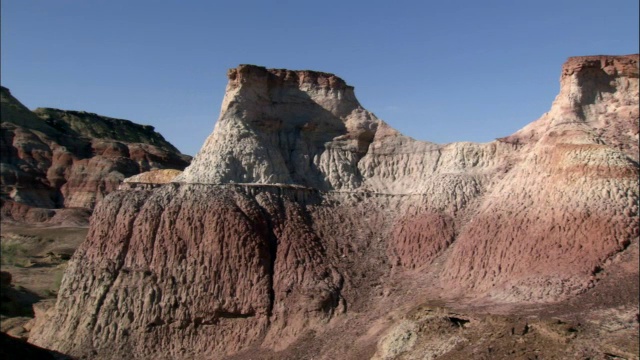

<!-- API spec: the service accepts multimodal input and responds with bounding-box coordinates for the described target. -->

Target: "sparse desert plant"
[52,269,65,293]
[0,242,32,267]
[1,243,23,266]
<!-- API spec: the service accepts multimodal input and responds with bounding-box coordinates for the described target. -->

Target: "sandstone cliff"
[29,55,639,359]
[1,87,191,221]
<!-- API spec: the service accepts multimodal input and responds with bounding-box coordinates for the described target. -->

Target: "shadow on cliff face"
[1,332,71,360]
[237,81,376,190]
[573,67,617,121]
[0,271,40,317]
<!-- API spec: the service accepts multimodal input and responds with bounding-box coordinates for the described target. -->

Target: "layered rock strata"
[1,88,191,218]
[30,55,639,359]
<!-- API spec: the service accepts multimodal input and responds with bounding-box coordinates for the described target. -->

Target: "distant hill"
[1,86,191,223]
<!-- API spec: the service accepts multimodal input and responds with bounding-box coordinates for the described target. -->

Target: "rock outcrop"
[29,55,639,359]
[1,87,191,221]
[119,169,183,191]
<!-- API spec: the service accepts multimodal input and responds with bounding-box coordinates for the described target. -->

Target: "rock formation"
[119,169,183,191]
[29,55,639,359]
[1,87,191,222]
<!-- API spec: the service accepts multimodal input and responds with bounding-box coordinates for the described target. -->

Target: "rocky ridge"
[1,87,191,221]
[29,55,639,359]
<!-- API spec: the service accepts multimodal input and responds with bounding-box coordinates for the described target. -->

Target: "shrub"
[0,242,31,267]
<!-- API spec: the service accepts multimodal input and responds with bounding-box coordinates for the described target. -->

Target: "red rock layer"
[1,87,191,217]
[561,54,639,78]
[391,212,456,269]
[29,185,345,358]
[228,65,351,90]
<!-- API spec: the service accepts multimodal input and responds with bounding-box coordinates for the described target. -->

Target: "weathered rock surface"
[119,169,183,191]
[1,87,191,221]
[30,55,639,359]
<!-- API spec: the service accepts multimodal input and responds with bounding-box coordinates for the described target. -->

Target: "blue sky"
[2,1,638,156]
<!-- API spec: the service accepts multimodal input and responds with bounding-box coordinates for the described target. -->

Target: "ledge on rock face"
[561,54,639,78]
[119,169,183,190]
[227,64,352,90]
[123,169,183,184]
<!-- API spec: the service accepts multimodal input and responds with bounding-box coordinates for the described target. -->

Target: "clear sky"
[2,0,638,156]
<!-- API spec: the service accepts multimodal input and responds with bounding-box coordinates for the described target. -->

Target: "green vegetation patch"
[0,242,31,267]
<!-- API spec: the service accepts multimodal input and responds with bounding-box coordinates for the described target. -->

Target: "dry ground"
[1,223,88,340]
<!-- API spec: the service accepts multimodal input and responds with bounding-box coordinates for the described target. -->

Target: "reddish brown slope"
[441,55,639,301]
